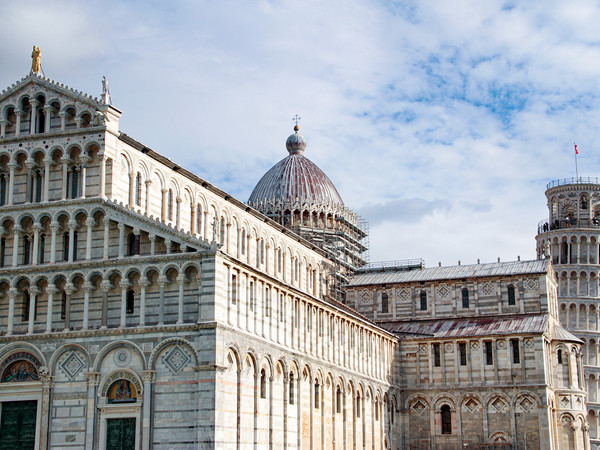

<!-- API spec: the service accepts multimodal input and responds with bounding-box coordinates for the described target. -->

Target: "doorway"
[0,400,37,449]
[106,417,136,450]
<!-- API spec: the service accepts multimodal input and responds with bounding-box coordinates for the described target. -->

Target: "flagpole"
[575,142,579,181]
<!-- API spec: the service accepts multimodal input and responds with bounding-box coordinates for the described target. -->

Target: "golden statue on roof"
[31,45,41,74]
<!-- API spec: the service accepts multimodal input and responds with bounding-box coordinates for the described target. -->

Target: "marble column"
[99,154,106,198]
[139,278,148,327]
[84,372,100,450]
[7,161,16,205]
[12,225,21,267]
[6,288,16,335]
[118,223,125,258]
[14,111,22,137]
[24,160,33,203]
[144,180,151,214]
[120,280,130,328]
[32,223,40,265]
[0,119,6,138]
[61,157,69,200]
[39,371,54,450]
[43,105,52,132]
[64,283,74,331]
[42,157,51,202]
[80,154,90,198]
[45,286,58,333]
[175,196,182,228]
[100,281,110,329]
[49,222,58,264]
[85,218,94,260]
[158,276,166,325]
[68,221,76,262]
[82,282,92,330]
[161,189,167,221]
[141,370,156,450]
[177,274,186,324]
[58,111,66,131]
[149,234,156,256]
[29,100,39,134]
[27,287,39,334]
[103,217,110,259]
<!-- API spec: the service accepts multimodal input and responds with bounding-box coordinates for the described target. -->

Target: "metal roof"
[382,315,549,338]
[348,259,550,286]
[248,132,344,206]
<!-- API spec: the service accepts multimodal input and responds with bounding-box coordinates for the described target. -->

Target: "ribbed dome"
[248,130,344,206]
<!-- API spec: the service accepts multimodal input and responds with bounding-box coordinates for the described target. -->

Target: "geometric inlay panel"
[464,398,479,413]
[518,396,534,413]
[360,290,372,304]
[481,282,494,295]
[163,346,191,375]
[419,344,428,354]
[438,284,449,298]
[525,279,538,291]
[59,351,86,380]
[411,400,427,415]
[491,397,506,413]
[471,342,480,351]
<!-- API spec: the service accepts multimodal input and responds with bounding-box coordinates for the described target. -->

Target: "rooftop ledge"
[547,177,600,190]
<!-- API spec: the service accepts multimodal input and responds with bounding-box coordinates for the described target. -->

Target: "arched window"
[314,380,320,408]
[168,189,173,221]
[61,290,67,319]
[441,405,452,434]
[381,292,389,313]
[126,289,134,314]
[289,373,295,405]
[508,284,516,305]
[260,239,265,265]
[581,195,589,210]
[462,288,469,308]
[22,291,30,321]
[277,249,282,272]
[69,167,79,199]
[356,394,361,418]
[260,369,267,399]
[420,290,427,311]
[558,349,563,364]
[62,232,69,262]
[336,387,342,414]
[0,174,6,206]
[39,234,45,264]
[135,172,142,206]
[23,235,31,265]
[0,237,5,267]
[72,231,78,261]
[375,399,379,420]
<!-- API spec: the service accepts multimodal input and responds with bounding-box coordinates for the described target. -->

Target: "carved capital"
[141,370,156,383]
[119,280,131,290]
[177,274,186,284]
[83,282,93,293]
[85,371,101,387]
[138,278,149,288]
[101,280,111,293]
[65,282,75,295]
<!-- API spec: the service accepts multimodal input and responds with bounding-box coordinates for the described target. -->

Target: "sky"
[1,0,600,267]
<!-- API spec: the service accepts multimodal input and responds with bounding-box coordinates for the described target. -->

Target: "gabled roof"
[348,259,550,287]
[0,73,108,110]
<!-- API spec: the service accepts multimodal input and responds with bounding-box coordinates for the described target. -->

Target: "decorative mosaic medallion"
[411,400,427,415]
[59,351,85,380]
[464,398,479,413]
[481,282,494,295]
[491,398,506,413]
[398,288,410,301]
[444,343,454,352]
[114,349,132,368]
[141,343,154,353]
[163,346,191,375]
[89,345,99,355]
[437,284,449,298]
[419,344,428,354]
[470,342,480,351]
[524,339,534,348]
[497,341,506,349]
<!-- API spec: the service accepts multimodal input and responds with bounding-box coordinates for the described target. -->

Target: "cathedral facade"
[0,59,591,450]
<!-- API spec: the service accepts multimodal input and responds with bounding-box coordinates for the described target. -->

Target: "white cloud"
[1,0,599,266]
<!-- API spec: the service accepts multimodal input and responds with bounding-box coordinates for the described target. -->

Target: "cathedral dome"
[248,128,344,206]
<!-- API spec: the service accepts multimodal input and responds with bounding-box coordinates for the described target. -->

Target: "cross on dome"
[292,114,301,132]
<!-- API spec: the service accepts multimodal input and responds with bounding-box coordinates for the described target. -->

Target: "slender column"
[177,274,186,324]
[139,278,148,327]
[64,283,74,331]
[203,211,209,238]
[120,280,130,328]
[236,228,241,257]
[43,105,52,132]
[118,223,125,258]
[32,223,40,265]
[158,276,166,325]
[165,238,171,255]
[7,162,16,205]
[196,275,202,322]
[49,222,58,264]
[84,372,100,450]
[141,371,156,450]
[12,226,21,267]
[74,117,83,129]
[144,180,151,214]
[100,281,110,329]
[68,221,76,262]
[14,111,22,137]
[27,287,40,334]
[45,286,57,332]
[190,204,197,234]
[0,119,6,138]
[82,282,92,330]
[128,172,135,205]
[6,288,16,335]
[58,111,66,131]
[161,189,167,221]
[80,154,89,198]
[226,223,231,253]
[85,218,94,260]
[43,158,51,202]
[103,217,110,259]
[29,100,39,134]
[39,372,54,450]
[99,154,106,197]
[61,158,69,200]
[25,160,33,202]
[175,197,182,228]
[149,234,156,256]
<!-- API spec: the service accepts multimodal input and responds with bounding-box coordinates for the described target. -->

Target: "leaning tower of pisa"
[536,176,600,448]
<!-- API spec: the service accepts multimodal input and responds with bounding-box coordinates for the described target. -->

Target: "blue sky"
[2,0,600,266]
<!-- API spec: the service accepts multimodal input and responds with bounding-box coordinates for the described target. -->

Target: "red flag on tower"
[575,143,579,154]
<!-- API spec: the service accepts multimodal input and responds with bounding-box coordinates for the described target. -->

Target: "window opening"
[289,373,295,405]
[260,369,267,399]
[381,292,389,313]
[126,289,134,314]
[433,343,441,367]
[485,341,493,365]
[511,339,520,364]
[459,343,467,366]
[441,405,451,434]
[420,290,427,311]
[135,172,142,206]
[508,284,516,306]
[462,288,469,308]
[314,380,320,408]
